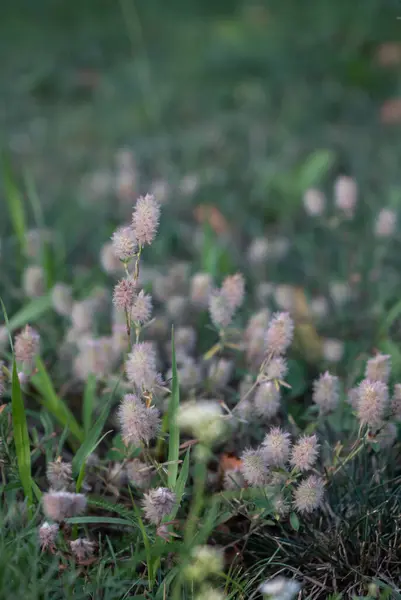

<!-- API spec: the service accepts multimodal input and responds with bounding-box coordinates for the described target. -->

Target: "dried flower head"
[190,272,213,308]
[125,341,161,393]
[209,290,235,329]
[126,458,153,489]
[70,538,95,562]
[177,400,226,446]
[39,522,59,551]
[391,383,401,421]
[264,356,288,381]
[51,283,73,317]
[303,188,325,216]
[118,394,160,447]
[240,448,269,487]
[223,467,245,490]
[261,427,291,467]
[46,459,73,491]
[142,487,176,524]
[184,545,224,582]
[132,194,160,246]
[293,475,325,514]
[14,325,40,371]
[131,290,152,324]
[23,265,45,298]
[221,273,245,311]
[42,491,87,522]
[322,338,344,363]
[357,379,389,428]
[254,382,281,419]
[265,312,294,355]
[111,226,137,260]
[113,278,136,311]
[208,358,234,389]
[334,175,358,217]
[375,208,397,238]
[259,576,301,599]
[290,434,319,472]
[365,354,391,383]
[312,371,340,414]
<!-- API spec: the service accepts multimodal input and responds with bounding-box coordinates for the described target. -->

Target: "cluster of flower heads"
[39,457,93,562]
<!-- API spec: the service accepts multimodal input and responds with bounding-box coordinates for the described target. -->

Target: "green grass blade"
[11,360,33,509]
[72,394,114,477]
[32,357,84,443]
[82,373,97,435]
[1,153,27,254]
[167,327,180,489]
[169,448,190,520]
[66,516,136,527]
[7,295,52,332]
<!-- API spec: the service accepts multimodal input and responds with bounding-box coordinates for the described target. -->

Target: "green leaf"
[381,299,401,335]
[298,149,335,191]
[7,295,52,332]
[82,373,97,435]
[32,357,84,444]
[167,328,180,489]
[290,511,300,531]
[72,394,114,477]
[170,448,190,520]
[1,153,27,254]
[11,360,32,508]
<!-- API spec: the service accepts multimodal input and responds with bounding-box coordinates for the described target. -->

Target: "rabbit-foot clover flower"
[221,273,245,311]
[293,475,325,514]
[265,312,294,356]
[132,193,160,246]
[357,379,389,428]
[142,487,176,524]
[70,538,96,562]
[240,448,269,487]
[209,290,235,330]
[290,434,319,472]
[254,382,281,419]
[190,272,213,308]
[118,394,160,447]
[261,427,291,467]
[334,175,357,218]
[14,325,40,371]
[51,283,73,317]
[126,458,154,489]
[125,342,162,393]
[46,459,73,491]
[111,226,137,260]
[113,278,136,311]
[42,491,87,522]
[303,188,325,216]
[38,522,59,551]
[312,371,340,414]
[259,576,301,600]
[365,354,391,383]
[131,290,153,324]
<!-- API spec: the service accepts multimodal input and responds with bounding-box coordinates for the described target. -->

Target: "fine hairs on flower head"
[132,193,160,246]
[293,475,325,514]
[365,354,391,384]
[126,458,154,489]
[184,545,224,582]
[14,325,40,371]
[261,427,291,467]
[254,382,281,419]
[39,522,59,551]
[70,538,96,562]
[265,312,294,356]
[240,448,269,487]
[264,356,288,381]
[42,491,87,522]
[209,290,235,330]
[221,273,245,311]
[111,225,137,260]
[113,278,136,311]
[142,487,176,524]
[118,393,160,447]
[259,576,301,600]
[356,379,389,428]
[125,341,162,393]
[290,434,319,472]
[131,290,153,324]
[46,459,73,491]
[312,371,340,414]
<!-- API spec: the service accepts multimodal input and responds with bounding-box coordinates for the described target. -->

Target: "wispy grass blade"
[32,357,84,444]
[11,360,33,512]
[167,327,180,489]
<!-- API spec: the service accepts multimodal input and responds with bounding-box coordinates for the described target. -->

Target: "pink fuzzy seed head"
[14,325,40,371]
[357,379,389,428]
[113,278,136,311]
[132,193,161,246]
[293,475,325,514]
[265,312,294,355]
[111,226,137,260]
[261,427,291,467]
[118,393,160,447]
[221,273,245,311]
[131,290,153,324]
[290,434,319,472]
[142,487,176,524]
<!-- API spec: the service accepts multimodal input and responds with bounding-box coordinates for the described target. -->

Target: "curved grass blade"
[7,295,52,332]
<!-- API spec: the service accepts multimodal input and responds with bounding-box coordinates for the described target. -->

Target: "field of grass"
[1,1,401,598]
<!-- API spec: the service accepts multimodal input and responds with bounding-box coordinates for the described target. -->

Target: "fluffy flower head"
[312,371,340,414]
[261,427,291,467]
[290,434,319,471]
[240,448,269,486]
[132,193,160,246]
[365,354,391,383]
[177,400,226,446]
[142,487,176,524]
[14,325,40,370]
[118,393,160,447]
[125,342,161,393]
[357,379,389,428]
[293,475,325,514]
[42,491,87,522]
[265,312,294,355]
[254,382,281,419]
[111,226,137,260]
[113,278,136,311]
[131,290,152,324]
